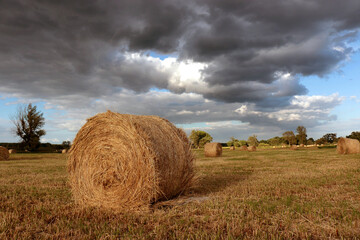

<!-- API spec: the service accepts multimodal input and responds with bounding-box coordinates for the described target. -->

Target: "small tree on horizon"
[282,131,296,145]
[189,130,213,148]
[12,103,46,151]
[296,126,307,145]
[247,135,259,147]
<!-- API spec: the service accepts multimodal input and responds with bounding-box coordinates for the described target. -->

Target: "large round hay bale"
[247,146,256,152]
[336,137,360,154]
[0,146,10,161]
[8,149,16,154]
[68,111,195,211]
[240,145,248,151]
[62,149,68,154]
[299,144,304,148]
[204,142,222,157]
[229,146,235,151]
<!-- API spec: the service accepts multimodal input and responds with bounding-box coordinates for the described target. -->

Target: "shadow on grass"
[192,169,253,195]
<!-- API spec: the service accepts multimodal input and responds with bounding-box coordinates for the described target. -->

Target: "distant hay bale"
[204,142,222,157]
[336,137,360,154]
[229,146,235,150]
[247,146,256,152]
[62,149,68,154]
[8,149,16,154]
[240,145,248,151]
[299,144,304,148]
[0,146,9,161]
[290,145,298,150]
[68,111,195,211]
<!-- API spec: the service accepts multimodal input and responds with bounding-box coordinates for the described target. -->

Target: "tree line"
[190,127,360,148]
[7,103,360,151]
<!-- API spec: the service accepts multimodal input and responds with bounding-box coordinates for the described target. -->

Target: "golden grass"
[1,148,360,239]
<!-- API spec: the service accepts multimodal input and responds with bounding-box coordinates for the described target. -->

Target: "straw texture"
[0,146,9,161]
[68,111,195,211]
[8,149,16,154]
[240,145,248,151]
[336,137,360,154]
[247,146,257,152]
[204,142,222,157]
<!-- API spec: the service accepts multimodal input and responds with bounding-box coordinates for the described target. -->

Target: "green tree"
[268,136,284,146]
[62,141,71,149]
[307,138,315,145]
[296,126,307,145]
[12,103,46,151]
[227,137,240,147]
[282,131,296,145]
[189,130,213,148]
[346,131,360,141]
[322,133,337,143]
[247,135,259,147]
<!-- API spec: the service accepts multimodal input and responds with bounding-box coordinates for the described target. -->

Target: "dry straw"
[68,111,195,211]
[240,145,248,151]
[62,149,68,154]
[204,142,222,157]
[0,146,9,161]
[290,145,298,150]
[336,137,360,154]
[247,146,256,152]
[229,146,235,151]
[8,149,16,154]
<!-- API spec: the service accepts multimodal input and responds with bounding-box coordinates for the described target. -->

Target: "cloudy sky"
[1,0,360,143]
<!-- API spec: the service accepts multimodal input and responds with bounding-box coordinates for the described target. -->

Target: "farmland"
[1,148,360,239]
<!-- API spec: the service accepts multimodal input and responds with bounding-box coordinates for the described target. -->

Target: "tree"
[346,131,360,141]
[307,138,315,145]
[62,141,71,149]
[12,103,46,151]
[282,131,296,145]
[322,133,337,143]
[268,136,285,146]
[227,137,240,147]
[296,126,307,145]
[247,135,259,147]
[189,130,213,148]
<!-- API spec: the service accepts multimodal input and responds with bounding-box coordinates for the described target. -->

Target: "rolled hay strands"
[68,111,195,211]
[247,146,256,152]
[8,149,16,154]
[0,146,9,161]
[240,145,248,151]
[336,137,360,154]
[204,142,222,157]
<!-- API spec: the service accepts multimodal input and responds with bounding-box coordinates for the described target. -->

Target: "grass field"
[1,148,360,239]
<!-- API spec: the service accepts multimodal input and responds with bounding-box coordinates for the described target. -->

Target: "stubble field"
[1,148,360,239]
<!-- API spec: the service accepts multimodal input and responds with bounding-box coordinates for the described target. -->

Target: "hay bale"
[8,149,16,154]
[204,142,222,157]
[336,137,360,154]
[229,146,235,150]
[0,146,9,161]
[299,144,304,148]
[240,145,248,151]
[68,111,195,211]
[290,145,298,150]
[247,146,256,152]
[62,149,68,154]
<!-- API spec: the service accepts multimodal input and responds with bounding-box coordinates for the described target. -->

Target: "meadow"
[1,148,360,239]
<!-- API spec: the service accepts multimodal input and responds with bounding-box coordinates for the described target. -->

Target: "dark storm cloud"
[0,0,360,105]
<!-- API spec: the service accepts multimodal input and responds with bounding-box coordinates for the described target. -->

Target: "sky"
[1,0,360,143]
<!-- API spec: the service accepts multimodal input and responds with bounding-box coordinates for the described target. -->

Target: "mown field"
[1,148,360,239]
